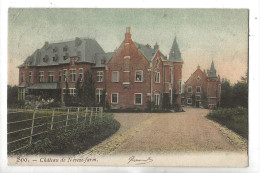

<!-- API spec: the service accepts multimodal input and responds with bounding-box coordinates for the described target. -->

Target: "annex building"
[18,27,183,110]
[184,61,221,109]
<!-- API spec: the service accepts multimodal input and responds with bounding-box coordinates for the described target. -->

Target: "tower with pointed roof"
[168,37,183,108]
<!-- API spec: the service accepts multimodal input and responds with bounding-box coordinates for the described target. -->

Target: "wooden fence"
[7,107,103,153]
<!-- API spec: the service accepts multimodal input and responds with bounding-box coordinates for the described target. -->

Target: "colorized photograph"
[7,8,248,166]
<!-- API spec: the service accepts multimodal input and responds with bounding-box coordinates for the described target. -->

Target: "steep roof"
[207,61,217,78]
[94,52,114,68]
[134,42,167,61]
[19,38,105,67]
[169,37,183,62]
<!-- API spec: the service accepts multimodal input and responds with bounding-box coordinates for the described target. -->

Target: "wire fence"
[7,107,103,153]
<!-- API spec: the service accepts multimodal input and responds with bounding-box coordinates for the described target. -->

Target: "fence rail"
[7,107,103,153]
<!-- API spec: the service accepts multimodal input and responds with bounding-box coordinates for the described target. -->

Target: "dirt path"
[81,108,247,156]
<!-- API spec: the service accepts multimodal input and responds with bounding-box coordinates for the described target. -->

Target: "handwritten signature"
[128,156,153,165]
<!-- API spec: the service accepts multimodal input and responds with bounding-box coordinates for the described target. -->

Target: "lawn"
[206,107,248,139]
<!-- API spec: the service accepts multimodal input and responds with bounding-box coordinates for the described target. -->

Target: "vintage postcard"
[3,6,254,170]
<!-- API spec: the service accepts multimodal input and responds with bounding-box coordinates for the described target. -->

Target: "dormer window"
[63,53,69,60]
[43,55,49,62]
[53,54,58,61]
[53,47,58,53]
[101,58,106,64]
[63,45,68,51]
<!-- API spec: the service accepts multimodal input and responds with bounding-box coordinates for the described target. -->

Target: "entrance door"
[195,101,200,108]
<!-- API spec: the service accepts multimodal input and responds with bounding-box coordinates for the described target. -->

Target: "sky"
[8,8,248,85]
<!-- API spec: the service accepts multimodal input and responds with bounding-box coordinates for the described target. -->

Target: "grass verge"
[10,114,120,155]
[206,107,248,139]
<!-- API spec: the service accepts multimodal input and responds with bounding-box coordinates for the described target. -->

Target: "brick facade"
[18,28,183,110]
[184,64,221,108]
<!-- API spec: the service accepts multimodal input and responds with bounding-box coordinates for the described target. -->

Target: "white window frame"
[112,71,119,82]
[79,68,83,82]
[63,69,67,82]
[155,72,160,83]
[29,71,33,83]
[187,98,192,105]
[135,70,143,82]
[154,94,160,105]
[170,67,174,84]
[111,93,119,104]
[69,88,76,96]
[39,71,44,83]
[48,71,54,83]
[96,88,103,103]
[97,71,104,82]
[188,86,192,93]
[196,86,201,93]
[134,93,142,105]
[70,69,76,82]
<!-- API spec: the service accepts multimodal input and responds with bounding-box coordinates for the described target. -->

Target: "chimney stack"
[125,27,131,41]
[45,41,50,49]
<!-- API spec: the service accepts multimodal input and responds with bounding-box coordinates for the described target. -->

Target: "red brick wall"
[106,34,151,110]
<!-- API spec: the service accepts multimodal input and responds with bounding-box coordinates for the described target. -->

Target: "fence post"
[77,107,79,123]
[65,108,69,131]
[84,107,88,123]
[29,109,36,145]
[89,108,93,125]
[50,109,55,130]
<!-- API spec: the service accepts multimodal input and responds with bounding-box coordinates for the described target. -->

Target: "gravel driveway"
[82,108,247,155]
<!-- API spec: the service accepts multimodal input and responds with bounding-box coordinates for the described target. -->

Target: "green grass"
[206,107,248,139]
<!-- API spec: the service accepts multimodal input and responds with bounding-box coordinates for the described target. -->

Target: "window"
[39,71,44,82]
[135,70,143,82]
[196,95,201,101]
[111,93,118,104]
[18,88,25,100]
[59,70,62,82]
[188,86,192,93]
[96,88,103,103]
[63,45,68,51]
[70,69,76,82]
[97,71,103,82]
[187,98,192,105]
[79,68,83,82]
[48,72,54,83]
[196,76,201,81]
[154,94,160,105]
[170,67,174,83]
[196,86,201,93]
[53,54,58,61]
[21,72,25,83]
[29,71,33,83]
[169,88,173,104]
[135,93,142,105]
[63,70,67,82]
[43,55,49,62]
[69,88,76,96]
[178,80,182,92]
[112,71,119,82]
[155,72,160,83]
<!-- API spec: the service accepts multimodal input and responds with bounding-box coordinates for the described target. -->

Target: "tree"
[75,77,82,105]
[220,78,233,108]
[232,80,248,108]
[162,93,170,110]
[82,70,96,107]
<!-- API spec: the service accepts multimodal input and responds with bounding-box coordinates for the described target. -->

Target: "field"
[206,107,248,139]
[7,108,120,154]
